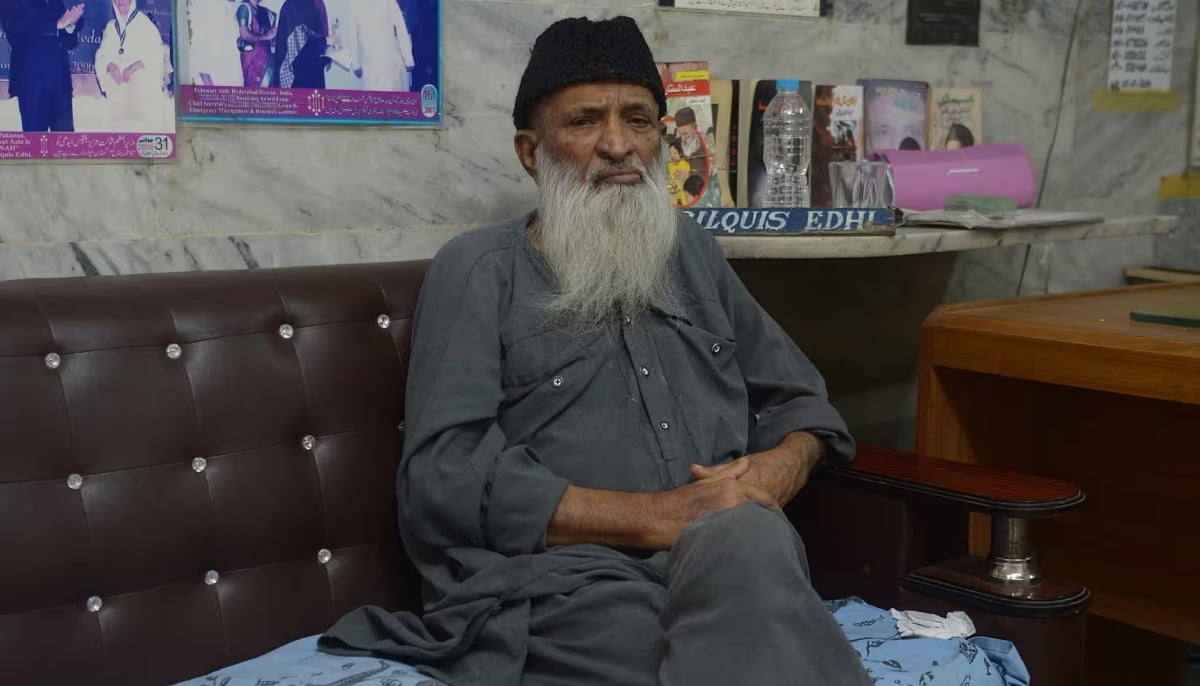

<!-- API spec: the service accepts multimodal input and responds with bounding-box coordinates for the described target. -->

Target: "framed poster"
[905,0,980,47]
[0,0,176,160]
[178,0,441,126]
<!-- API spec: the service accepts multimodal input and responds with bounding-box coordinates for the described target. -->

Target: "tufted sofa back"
[0,261,430,686]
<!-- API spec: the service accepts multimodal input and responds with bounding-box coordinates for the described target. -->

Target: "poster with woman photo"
[0,0,176,160]
[178,0,441,126]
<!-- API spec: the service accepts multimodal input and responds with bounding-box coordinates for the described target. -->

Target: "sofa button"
[301,435,316,451]
[165,343,182,360]
[44,352,62,370]
[66,473,83,490]
[204,570,220,586]
[86,595,102,613]
[317,548,332,565]
[191,457,208,473]
[278,324,295,340]
[377,314,391,329]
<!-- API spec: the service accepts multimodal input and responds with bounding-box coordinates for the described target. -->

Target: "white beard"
[534,144,679,332]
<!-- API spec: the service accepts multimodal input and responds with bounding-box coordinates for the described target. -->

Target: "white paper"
[890,609,977,640]
[900,209,1104,230]
[1108,0,1177,91]
[667,0,820,18]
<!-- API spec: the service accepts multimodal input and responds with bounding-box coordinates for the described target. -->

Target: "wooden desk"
[917,283,1200,685]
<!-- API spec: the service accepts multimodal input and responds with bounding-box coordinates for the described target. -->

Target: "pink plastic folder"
[869,143,1036,211]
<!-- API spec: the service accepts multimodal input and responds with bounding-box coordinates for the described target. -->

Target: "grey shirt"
[320,213,855,682]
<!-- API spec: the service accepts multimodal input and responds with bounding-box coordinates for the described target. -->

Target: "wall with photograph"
[0,0,175,153]
[176,0,439,125]
[0,0,1198,449]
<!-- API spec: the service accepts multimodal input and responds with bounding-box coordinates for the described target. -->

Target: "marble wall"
[1,0,1196,447]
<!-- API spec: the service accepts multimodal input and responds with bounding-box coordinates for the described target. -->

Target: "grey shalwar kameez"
[319,214,873,686]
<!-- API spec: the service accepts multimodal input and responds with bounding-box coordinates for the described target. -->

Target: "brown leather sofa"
[0,261,1089,685]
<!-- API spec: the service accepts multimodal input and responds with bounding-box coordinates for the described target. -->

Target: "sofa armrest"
[828,444,1085,517]
[795,443,1091,684]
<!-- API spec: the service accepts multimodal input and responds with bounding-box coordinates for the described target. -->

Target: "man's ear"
[514,130,540,180]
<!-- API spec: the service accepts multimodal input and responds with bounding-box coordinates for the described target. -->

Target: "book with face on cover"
[656,61,722,209]
[811,85,864,208]
[858,79,930,155]
[928,87,983,151]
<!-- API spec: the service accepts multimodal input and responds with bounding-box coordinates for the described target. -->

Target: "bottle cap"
[776,79,801,90]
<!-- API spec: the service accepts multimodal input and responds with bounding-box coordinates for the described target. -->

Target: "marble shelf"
[715,215,1180,259]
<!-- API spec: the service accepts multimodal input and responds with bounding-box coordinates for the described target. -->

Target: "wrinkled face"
[512,80,678,332]
[867,92,923,151]
[522,81,662,186]
[677,122,697,145]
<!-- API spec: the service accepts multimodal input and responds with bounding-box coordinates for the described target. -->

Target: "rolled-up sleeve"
[398,246,569,557]
[707,237,856,464]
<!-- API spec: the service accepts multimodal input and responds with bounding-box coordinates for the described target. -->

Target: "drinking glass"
[829,161,895,208]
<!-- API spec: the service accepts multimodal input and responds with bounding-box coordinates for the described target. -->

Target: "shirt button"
[711,343,721,354]
[659,421,669,431]
[624,315,632,325]
[640,367,649,376]
[552,376,564,387]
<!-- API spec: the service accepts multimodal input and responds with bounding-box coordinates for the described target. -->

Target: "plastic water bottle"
[761,79,812,207]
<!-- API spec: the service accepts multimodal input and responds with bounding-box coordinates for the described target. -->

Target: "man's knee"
[680,501,801,550]
[672,501,812,583]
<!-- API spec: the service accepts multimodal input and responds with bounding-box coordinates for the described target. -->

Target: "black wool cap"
[513,16,667,130]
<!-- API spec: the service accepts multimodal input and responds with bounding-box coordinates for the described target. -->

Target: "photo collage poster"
[0,0,177,159]
[0,0,442,161]
[177,0,442,126]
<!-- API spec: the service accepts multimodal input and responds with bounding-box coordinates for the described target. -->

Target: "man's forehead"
[545,82,659,113]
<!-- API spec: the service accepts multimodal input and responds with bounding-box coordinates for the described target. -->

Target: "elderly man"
[320,16,871,686]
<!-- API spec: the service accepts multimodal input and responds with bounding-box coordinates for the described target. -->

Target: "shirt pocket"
[673,320,739,378]
[501,329,602,392]
[669,298,739,370]
[499,330,609,445]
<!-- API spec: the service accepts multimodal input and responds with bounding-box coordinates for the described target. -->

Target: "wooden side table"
[917,282,1200,685]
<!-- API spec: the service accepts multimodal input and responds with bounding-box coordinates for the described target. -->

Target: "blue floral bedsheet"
[175,597,1028,686]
